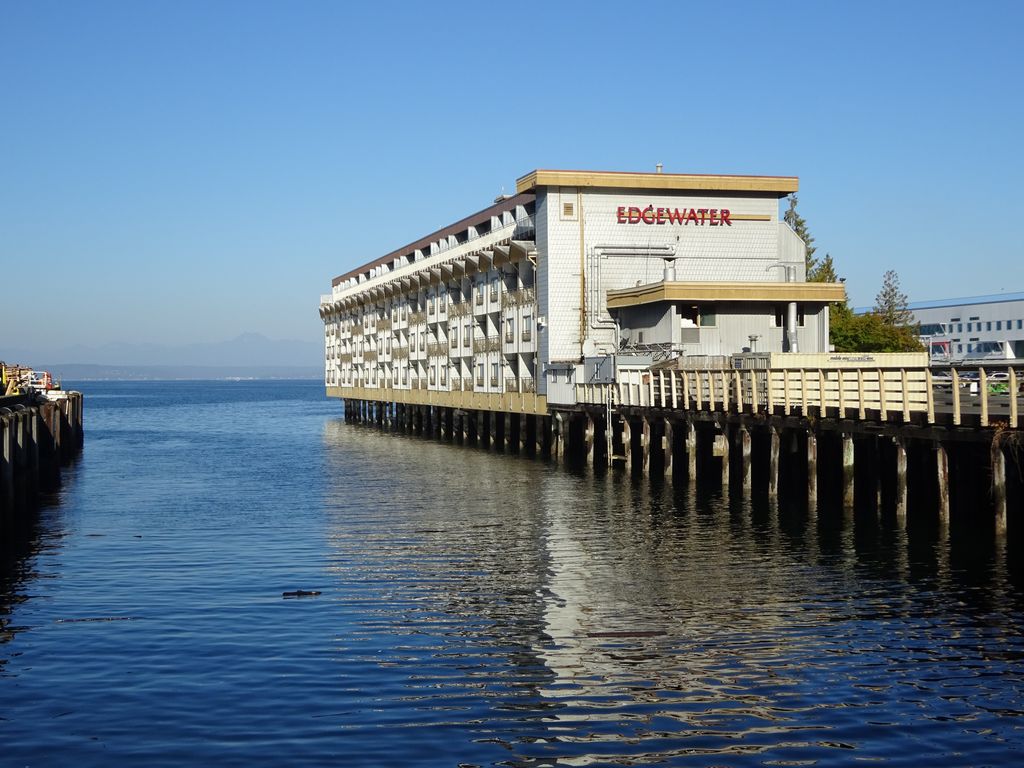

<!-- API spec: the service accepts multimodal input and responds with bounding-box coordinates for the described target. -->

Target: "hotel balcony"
[473,336,501,354]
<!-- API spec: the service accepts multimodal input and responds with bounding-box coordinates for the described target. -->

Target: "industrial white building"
[319,169,845,414]
[910,293,1024,362]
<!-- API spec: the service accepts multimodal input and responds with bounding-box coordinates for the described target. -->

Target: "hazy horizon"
[0,332,321,370]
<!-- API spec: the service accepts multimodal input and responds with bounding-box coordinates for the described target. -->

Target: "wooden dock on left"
[0,392,83,536]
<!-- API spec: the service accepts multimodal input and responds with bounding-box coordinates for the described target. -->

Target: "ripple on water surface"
[0,380,1023,766]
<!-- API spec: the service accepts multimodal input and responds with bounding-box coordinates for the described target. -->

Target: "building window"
[505,316,515,343]
[957,323,963,332]
[1018,320,1023,330]
[957,344,963,353]
[966,322,973,332]
[522,314,533,342]
[463,322,470,347]
[996,320,1002,331]
[987,321,992,331]
[699,308,717,328]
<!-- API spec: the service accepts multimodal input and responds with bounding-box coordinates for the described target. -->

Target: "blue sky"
[2,1,1022,355]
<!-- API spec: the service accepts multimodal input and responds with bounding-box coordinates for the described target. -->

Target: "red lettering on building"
[616,204,735,226]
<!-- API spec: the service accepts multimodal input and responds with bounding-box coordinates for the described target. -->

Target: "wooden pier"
[340,363,1022,540]
[0,392,83,537]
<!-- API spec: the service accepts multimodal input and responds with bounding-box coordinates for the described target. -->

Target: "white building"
[910,293,1024,362]
[319,169,845,414]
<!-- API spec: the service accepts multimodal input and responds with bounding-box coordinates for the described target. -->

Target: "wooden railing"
[574,366,1021,427]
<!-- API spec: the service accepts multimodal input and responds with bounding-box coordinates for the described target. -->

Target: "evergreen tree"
[873,270,913,326]
[808,252,838,283]
[783,194,817,276]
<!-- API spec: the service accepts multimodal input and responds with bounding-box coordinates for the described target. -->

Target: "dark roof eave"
[331,192,535,287]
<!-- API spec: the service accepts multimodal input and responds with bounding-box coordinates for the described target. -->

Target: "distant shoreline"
[33,363,323,382]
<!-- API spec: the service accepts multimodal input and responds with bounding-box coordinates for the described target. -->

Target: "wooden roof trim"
[516,169,798,196]
[606,280,847,309]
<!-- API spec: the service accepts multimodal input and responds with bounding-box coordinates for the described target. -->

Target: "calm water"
[1,380,1023,766]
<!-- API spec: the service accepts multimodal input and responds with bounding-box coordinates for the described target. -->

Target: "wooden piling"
[936,442,950,528]
[663,419,674,482]
[641,417,651,476]
[585,414,595,468]
[1,413,14,514]
[806,430,817,508]
[895,437,908,527]
[719,423,730,489]
[686,419,696,482]
[992,438,1007,538]
[842,432,855,512]
[740,426,751,495]
[871,436,882,516]
[768,426,780,498]
[622,418,632,473]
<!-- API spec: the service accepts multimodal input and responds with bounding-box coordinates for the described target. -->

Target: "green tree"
[830,301,923,353]
[783,194,817,276]
[808,252,838,283]
[873,270,913,326]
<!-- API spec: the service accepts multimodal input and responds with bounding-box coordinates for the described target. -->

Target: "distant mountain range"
[0,333,323,380]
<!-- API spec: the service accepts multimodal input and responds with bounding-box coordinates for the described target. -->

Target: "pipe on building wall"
[587,245,676,345]
[787,301,799,353]
[578,190,587,351]
[785,265,799,353]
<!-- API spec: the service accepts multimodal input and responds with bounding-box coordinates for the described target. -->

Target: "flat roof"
[907,291,1024,311]
[516,169,798,196]
[607,280,847,309]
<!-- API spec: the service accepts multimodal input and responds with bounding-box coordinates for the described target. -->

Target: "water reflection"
[0,492,63,675]
[322,419,1024,765]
